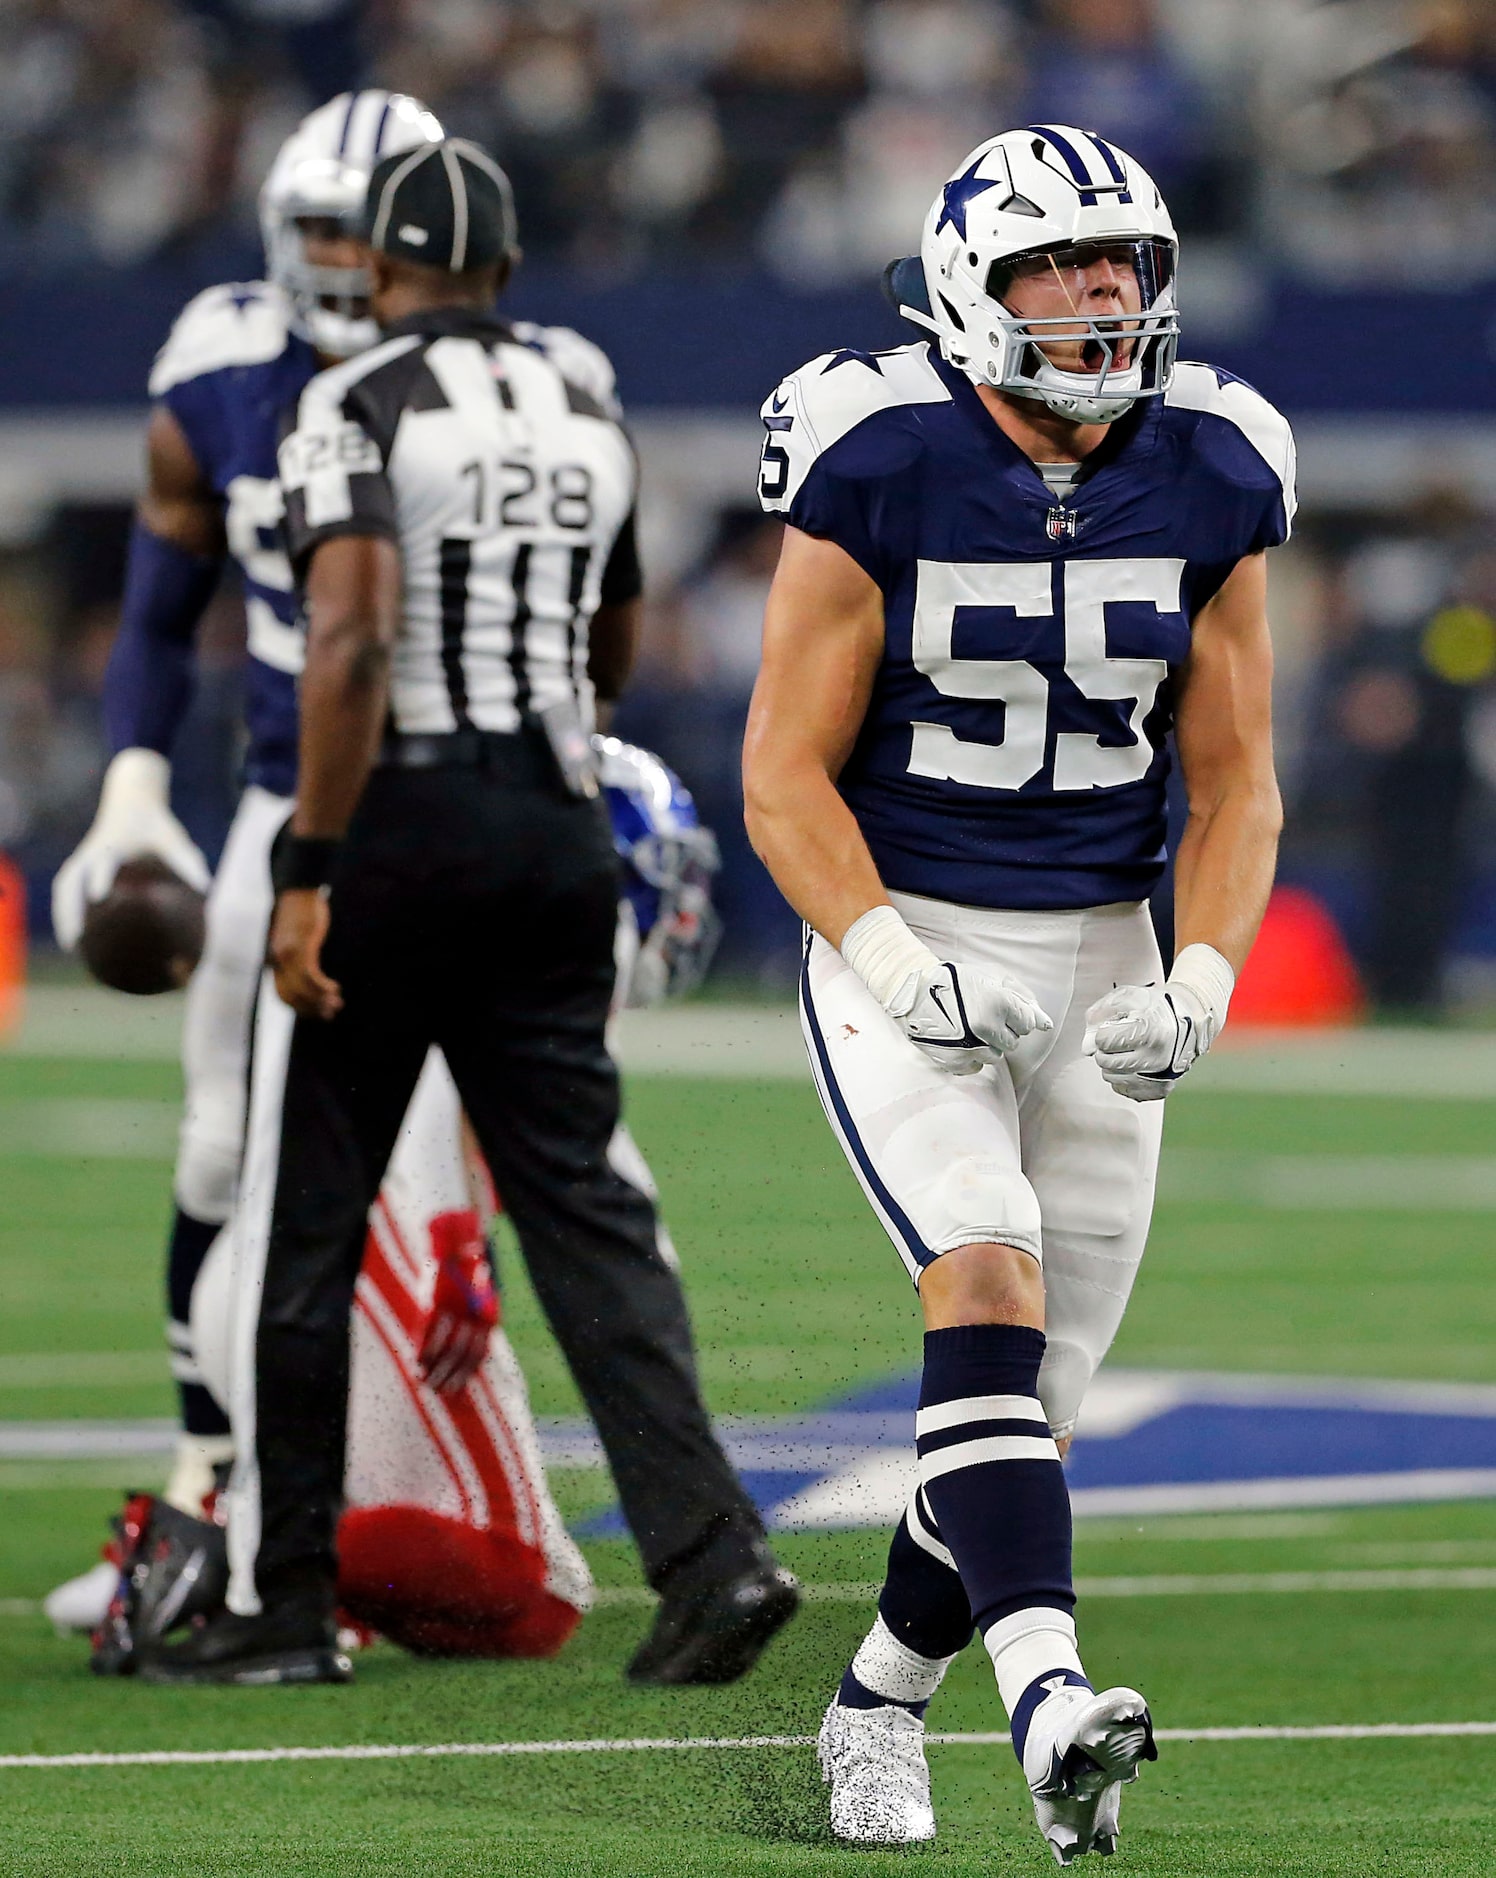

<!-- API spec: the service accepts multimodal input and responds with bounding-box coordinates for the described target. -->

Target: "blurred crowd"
[2,0,1495,283]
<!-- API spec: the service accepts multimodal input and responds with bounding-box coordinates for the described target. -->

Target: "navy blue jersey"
[758,343,1295,911]
[149,281,317,796]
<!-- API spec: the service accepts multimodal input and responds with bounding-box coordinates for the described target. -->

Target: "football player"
[42,91,653,1633]
[745,126,1289,1863]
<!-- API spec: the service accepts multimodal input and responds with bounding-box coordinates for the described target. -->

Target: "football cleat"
[89,1493,230,1676]
[1022,1683,1156,1865]
[818,1698,937,1845]
[138,1602,352,1686]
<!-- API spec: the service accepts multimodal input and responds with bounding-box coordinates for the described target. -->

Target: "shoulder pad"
[149,283,294,398]
[1166,362,1297,529]
[510,320,622,420]
[758,342,950,514]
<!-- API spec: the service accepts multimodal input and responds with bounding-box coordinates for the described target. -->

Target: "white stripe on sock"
[905,1486,957,1572]
[916,1395,1049,1438]
[919,1434,1058,1484]
[983,1608,1085,1719]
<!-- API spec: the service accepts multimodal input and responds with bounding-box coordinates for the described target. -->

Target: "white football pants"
[173,786,290,1223]
[801,894,1165,1440]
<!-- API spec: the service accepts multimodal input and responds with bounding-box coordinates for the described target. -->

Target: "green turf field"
[2,1048,1496,1874]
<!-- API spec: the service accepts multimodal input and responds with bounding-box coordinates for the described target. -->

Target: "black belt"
[378,726,550,779]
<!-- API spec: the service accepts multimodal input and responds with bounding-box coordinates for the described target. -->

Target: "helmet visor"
[986,236,1175,309]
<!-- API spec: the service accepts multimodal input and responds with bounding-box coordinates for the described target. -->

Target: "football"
[78,854,207,996]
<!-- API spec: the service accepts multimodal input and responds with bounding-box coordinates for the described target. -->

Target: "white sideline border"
[4,1723,1495,1772]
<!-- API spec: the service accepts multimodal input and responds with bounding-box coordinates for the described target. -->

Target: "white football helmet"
[260,89,443,359]
[896,125,1178,424]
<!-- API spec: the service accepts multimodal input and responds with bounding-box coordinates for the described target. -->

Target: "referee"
[147,140,797,1686]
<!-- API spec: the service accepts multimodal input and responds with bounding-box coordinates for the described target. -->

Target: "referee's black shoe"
[627,1555,800,1686]
[138,1601,353,1686]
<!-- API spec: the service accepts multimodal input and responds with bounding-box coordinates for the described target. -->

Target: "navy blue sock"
[1010,1667,1093,1761]
[836,1666,930,1718]
[916,1324,1074,1637]
[877,1485,974,1660]
[166,1207,230,1438]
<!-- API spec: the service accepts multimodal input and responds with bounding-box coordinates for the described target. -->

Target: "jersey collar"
[928,346,1161,499]
[378,305,516,343]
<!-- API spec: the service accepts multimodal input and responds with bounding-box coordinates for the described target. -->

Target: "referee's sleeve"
[599,508,643,607]
[278,382,398,577]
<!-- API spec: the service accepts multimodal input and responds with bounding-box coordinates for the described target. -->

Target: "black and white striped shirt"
[278,306,640,736]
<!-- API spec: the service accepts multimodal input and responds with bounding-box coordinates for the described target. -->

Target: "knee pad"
[920,1153,1043,1261]
[1037,1337,1095,1443]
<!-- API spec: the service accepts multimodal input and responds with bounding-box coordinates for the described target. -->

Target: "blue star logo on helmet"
[935,155,1003,242]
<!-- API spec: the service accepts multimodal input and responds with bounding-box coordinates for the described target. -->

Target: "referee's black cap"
[363,138,519,273]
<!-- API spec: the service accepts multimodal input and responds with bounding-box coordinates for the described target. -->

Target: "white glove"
[889,959,1053,1075]
[839,904,1052,1077]
[1084,942,1236,1101]
[51,748,211,951]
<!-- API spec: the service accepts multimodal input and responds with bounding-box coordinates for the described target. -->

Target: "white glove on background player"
[51,748,211,951]
[1083,943,1236,1101]
[840,904,1052,1075]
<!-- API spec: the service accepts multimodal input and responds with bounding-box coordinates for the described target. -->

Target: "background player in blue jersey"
[49,89,447,1540]
[745,126,1290,1863]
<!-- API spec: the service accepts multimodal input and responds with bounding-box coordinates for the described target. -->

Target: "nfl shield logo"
[1046,507,1079,542]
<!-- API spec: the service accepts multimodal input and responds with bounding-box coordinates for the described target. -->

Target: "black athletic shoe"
[626,1560,800,1686]
[138,1602,352,1687]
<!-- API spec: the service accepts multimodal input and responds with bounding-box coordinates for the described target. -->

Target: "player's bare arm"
[1172,549,1282,971]
[743,524,887,945]
[49,405,223,950]
[270,532,401,1020]
[138,404,226,558]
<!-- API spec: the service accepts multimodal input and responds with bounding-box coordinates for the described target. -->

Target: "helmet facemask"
[263,186,379,361]
[965,235,1178,424]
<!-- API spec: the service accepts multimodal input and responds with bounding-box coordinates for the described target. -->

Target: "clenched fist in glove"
[418,1209,499,1396]
[52,749,211,951]
[840,904,1052,1076]
[1084,942,1236,1101]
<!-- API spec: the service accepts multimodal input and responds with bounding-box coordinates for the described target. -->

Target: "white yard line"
[4,1722,1494,1772]
[11,1565,1495,1625]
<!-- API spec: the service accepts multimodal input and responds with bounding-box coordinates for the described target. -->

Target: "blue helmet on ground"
[596,736,721,1007]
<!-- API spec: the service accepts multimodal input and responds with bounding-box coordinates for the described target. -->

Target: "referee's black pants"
[249,739,765,1610]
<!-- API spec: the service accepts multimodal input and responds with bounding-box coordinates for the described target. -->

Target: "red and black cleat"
[89,1493,230,1676]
